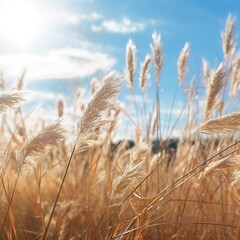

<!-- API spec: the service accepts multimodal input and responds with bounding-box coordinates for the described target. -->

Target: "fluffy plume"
[177,42,190,84]
[111,141,148,200]
[202,58,210,87]
[216,100,225,114]
[202,59,210,81]
[15,71,26,90]
[57,96,65,118]
[221,15,236,58]
[17,121,66,177]
[74,88,82,103]
[77,72,122,152]
[200,155,240,179]
[91,77,98,95]
[151,31,163,85]
[0,92,25,113]
[126,39,136,89]
[203,63,226,121]
[129,141,148,165]
[200,112,240,134]
[111,162,144,200]
[139,54,151,90]
[73,87,84,115]
[229,52,240,98]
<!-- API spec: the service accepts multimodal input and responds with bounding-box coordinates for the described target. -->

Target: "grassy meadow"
[1,15,240,239]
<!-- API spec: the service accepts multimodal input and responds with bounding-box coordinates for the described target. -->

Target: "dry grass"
[177,42,190,84]
[0,14,240,240]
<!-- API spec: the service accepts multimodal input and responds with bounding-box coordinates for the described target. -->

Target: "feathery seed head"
[126,39,136,89]
[177,42,190,84]
[15,71,26,90]
[229,52,240,98]
[57,96,65,117]
[0,92,25,113]
[17,121,66,177]
[111,140,148,200]
[139,54,151,90]
[203,63,226,121]
[221,14,236,58]
[200,112,240,134]
[151,31,163,85]
[77,72,123,152]
[200,155,240,179]
[91,77,98,95]
[202,58,210,87]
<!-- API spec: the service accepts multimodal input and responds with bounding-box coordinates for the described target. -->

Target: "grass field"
[0,15,240,239]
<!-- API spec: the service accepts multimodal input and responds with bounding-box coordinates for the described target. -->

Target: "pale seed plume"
[73,87,84,115]
[111,161,144,200]
[200,112,240,134]
[111,141,148,200]
[0,92,25,113]
[126,39,136,89]
[74,88,82,104]
[177,42,190,84]
[216,99,225,114]
[129,140,148,165]
[221,14,236,58]
[91,78,98,95]
[57,96,65,118]
[203,63,226,121]
[77,72,122,152]
[229,52,240,98]
[15,71,26,91]
[200,155,240,179]
[151,31,163,85]
[202,59,210,81]
[17,121,66,177]
[202,58,210,87]
[139,54,151,90]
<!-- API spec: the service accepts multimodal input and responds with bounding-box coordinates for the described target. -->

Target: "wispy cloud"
[0,49,116,80]
[49,11,102,26]
[91,17,147,33]
[28,90,57,101]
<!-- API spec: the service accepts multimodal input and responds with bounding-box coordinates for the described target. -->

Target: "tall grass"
[0,15,240,240]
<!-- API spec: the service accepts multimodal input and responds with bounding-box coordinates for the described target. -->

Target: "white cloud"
[48,11,102,26]
[91,17,146,33]
[27,90,57,100]
[0,48,116,80]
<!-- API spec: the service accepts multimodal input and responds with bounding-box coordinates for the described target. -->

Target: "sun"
[0,0,42,48]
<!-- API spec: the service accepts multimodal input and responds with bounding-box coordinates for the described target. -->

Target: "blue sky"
[0,0,240,138]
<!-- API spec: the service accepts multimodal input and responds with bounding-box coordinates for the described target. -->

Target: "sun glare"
[0,0,42,48]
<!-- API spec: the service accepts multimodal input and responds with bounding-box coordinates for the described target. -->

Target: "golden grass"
[0,15,240,240]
